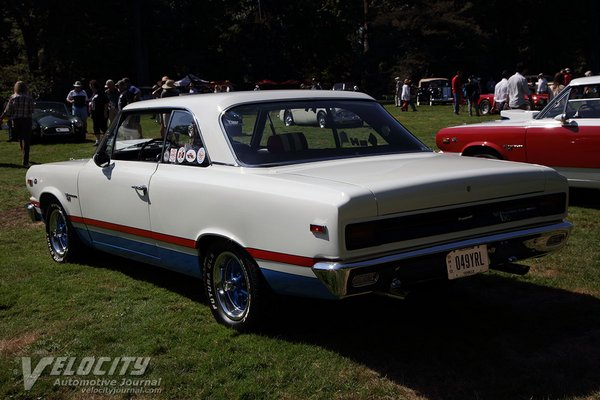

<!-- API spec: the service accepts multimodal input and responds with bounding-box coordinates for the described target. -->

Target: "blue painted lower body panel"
[75,227,332,298]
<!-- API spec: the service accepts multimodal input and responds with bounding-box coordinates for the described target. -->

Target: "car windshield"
[536,83,600,120]
[222,99,430,166]
[34,102,69,116]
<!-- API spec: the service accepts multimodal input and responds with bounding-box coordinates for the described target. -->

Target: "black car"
[33,101,85,141]
[25,101,85,142]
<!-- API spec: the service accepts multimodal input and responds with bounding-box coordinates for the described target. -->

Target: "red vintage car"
[477,92,549,115]
[436,76,600,189]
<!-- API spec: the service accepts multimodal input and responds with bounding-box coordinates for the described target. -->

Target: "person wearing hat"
[536,73,548,94]
[66,80,89,134]
[159,80,179,137]
[394,77,402,107]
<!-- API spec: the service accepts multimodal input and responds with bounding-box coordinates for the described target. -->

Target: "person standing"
[89,80,109,146]
[116,80,133,112]
[0,81,34,167]
[451,71,463,115]
[536,73,548,94]
[394,77,402,107]
[563,68,573,85]
[159,80,179,137]
[493,70,509,112]
[400,79,411,111]
[548,72,565,101]
[464,76,481,116]
[507,68,530,109]
[104,79,119,126]
[66,81,89,133]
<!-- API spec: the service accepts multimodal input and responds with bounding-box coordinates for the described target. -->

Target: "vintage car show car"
[32,101,85,141]
[26,90,572,330]
[436,76,600,189]
[416,78,453,106]
[5,101,85,142]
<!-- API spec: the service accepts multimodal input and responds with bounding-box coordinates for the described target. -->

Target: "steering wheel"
[137,138,166,161]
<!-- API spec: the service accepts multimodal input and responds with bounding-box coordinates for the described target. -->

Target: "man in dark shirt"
[0,81,34,167]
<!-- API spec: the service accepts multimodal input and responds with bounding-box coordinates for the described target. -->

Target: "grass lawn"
[1,104,599,400]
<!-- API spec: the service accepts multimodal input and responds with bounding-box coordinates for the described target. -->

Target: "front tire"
[203,241,268,331]
[45,202,82,263]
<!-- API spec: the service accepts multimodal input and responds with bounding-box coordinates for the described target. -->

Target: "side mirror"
[554,113,577,127]
[93,151,111,167]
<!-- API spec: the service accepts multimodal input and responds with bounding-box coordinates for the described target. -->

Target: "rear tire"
[479,99,491,115]
[283,111,294,127]
[317,111,327,128]
[45,202,82,263]
[203,241,268,331]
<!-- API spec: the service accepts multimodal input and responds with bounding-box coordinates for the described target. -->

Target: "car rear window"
[222,100,430,166]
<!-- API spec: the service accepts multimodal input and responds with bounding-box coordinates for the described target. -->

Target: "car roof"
[569,76,600,86]
[124,89,374,113]
[418,78,448,84]
[123,90,377,167]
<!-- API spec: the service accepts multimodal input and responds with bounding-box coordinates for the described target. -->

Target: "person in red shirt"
[451,71,463,115]
[563,67,573,85]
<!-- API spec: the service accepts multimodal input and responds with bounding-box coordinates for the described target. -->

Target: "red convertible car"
[436,76,600,189]
[477,92,549,115]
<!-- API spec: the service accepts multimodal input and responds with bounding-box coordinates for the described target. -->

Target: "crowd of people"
[449,67,594,116]
[0,67,596,167]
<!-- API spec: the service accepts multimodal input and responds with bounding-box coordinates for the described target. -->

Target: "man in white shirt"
[493,70,509,112]
[536,73,548,94]
[507,68,530,109]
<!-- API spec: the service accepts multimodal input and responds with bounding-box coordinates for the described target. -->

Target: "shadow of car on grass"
[82,250,600,400]
[569,187,600,209]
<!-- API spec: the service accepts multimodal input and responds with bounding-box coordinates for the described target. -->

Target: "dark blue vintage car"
[6,101,85,142]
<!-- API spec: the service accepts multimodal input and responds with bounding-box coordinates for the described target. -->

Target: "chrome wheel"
[48,207,69,258]
[317,111,327,128]
[212,251,250,321]
[284,111,294,126]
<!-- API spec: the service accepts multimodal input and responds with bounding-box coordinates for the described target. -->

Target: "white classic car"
[26,90,572,330]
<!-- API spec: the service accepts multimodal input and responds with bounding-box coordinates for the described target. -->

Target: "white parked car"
[279,107,362,128]
[26,90,572,330]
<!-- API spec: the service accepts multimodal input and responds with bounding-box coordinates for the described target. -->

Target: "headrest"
[267,132,308,153]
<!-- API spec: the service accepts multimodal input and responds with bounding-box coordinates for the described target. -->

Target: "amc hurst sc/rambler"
[26,90,571,330]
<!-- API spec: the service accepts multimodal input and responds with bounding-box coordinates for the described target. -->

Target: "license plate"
[56,127,70,132]
[446,245,489,280]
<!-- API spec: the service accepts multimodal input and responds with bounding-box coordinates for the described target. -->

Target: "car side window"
[570,85,600,119]
[162,110,208,166]
[107,111,163,161]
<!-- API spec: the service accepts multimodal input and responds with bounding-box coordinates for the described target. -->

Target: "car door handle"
[131,185,148,194]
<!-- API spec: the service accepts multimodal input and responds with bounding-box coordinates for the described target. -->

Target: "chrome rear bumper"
[312,221,572,298]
